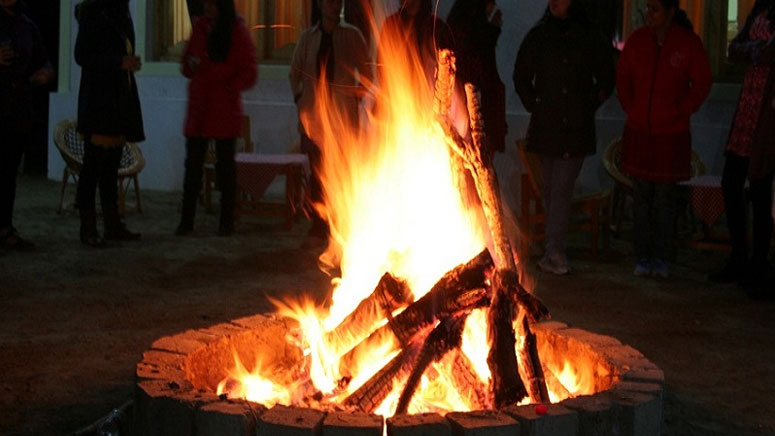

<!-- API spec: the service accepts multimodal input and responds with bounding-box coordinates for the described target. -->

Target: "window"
[145,0,312,64]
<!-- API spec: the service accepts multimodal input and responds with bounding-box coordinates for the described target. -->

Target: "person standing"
[616,0,711,278]
[513,0,614,275]
[289,0,371,244]
[0,0,53,250]
[447,0,507,157]
[175,0,257,237]
[74,0,144,247]
[709,0,775,299]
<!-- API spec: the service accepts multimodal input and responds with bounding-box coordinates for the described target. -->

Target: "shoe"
[708,262,744,283]
[651,259,669,278]
[175,223,194,236]
[538,253,570,275]
[633,259,651,277]
[1,227,35,251]
[104,224,141,241]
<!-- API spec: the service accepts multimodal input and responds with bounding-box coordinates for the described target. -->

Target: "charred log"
[325,272,413,353]
[519,315,550,403]
[394,313,468,414]
[441,349,491,410]
[337,249,493,379]
[343,333,426,413]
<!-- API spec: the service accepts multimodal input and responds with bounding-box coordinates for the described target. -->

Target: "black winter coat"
[513,16,613,158]
[75,0,144,142]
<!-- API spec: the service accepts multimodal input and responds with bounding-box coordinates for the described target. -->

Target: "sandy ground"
[0,175,773,436]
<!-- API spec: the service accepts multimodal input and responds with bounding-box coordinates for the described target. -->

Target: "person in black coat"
[447,0,506,155]
[513,0,614,274]
[0,0,53,250]
[74,0,144,247]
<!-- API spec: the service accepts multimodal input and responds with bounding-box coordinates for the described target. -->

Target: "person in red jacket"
[175,0,257,237]
[616,0,711,278]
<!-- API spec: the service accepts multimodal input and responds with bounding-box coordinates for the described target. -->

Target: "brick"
[532,321,568,333]
[195,400,264,436]
[561,395,615,436]
[620,367,665,386]
[446,411,520,436]
[612,381,663,403]
[256,405,325,436]
[605,390,661,436]
[134,379,216,436]
[230,313,297,331]
[559,329,622,348]
[198,322,248,338]
[151,333,209,355]
[503,403,579,436]
[137,350,187,381]
[322,411,383,436]
[386,413,451,436]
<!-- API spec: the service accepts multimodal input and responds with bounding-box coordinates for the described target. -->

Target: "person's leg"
[543,156,583,268]
[745,172,774,295]
[177,137,208,235]
[632,177,654,274]
[76,141,104,246]
[303,134,327,239]
[215,138,236,236]
[652,182,680,277]
[711,153,750,282]
[0,128,33,249]
[101,145,140,240]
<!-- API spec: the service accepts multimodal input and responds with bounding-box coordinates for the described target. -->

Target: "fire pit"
[135,314,663,436]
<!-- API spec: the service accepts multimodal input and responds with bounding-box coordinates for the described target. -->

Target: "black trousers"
[76,141,123,212]
[180,137,236,227]
[721,152,775,268]
[0,127,27,230]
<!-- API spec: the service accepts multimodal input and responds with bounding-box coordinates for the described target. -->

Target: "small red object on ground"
[535,404,548,415]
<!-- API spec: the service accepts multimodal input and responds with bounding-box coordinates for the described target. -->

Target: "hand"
[185,55,201,73]
[30,68,54,86]
[121,55,142,72]
[0,43,16,66]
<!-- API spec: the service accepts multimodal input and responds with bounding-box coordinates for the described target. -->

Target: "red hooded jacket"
[182,17,257,139]
[616,23,711,182]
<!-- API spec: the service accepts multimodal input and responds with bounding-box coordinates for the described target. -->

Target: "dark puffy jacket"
[74,0,144,142]
[513,16,614,158]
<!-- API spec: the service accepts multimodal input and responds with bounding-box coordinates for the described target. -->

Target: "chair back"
[54,120,84,173]
[53,119,144,176]
[516,138,544,196]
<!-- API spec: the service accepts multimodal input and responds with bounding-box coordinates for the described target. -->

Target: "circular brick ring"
[135,315,664,436]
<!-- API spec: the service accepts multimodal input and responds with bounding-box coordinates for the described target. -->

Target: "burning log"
[337,249,493,381]
[325,272,413,352]
[343,332,426,413]
[519,315,550,403]
[441,349,491,411]
[394,313,469,414]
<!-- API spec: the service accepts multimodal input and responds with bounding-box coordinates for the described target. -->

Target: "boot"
[80,209,105,247]
[176,190,197,236]
[103,206,140,241]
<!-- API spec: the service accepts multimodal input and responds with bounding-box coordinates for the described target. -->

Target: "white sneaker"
[538,253,570,275]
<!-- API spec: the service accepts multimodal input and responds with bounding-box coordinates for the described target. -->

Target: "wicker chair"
[201,115,253,212]
[53,119,145,215]
[516,138,611,256]
[602,137,706,236]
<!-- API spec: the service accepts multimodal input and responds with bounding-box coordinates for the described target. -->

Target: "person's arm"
[513,28,539,112]
[227,21,258,91]
[28,22,54,86]
[615,34,635,115]
[728,13,762,63]
[754,32,775,65]
[289,31,307,105]
[678,35,712,117]
[181,18,208,78]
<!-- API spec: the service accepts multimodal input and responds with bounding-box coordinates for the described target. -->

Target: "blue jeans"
[632,178,680,261]
[540,155,584,257]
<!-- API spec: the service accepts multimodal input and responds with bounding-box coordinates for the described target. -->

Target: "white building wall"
[49,0,737,210]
